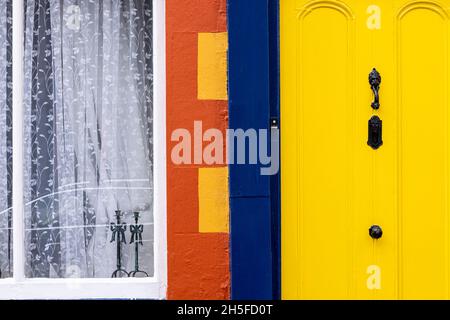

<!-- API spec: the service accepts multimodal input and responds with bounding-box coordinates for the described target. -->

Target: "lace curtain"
[22,0,154,278]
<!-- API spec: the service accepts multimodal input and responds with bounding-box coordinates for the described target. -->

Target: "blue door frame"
[227,0,281,300]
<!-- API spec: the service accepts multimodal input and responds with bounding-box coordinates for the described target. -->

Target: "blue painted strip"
[227,0,280,300]
[230,198,274,300]
[268,0,281,300]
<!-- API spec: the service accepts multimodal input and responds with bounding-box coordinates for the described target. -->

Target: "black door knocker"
[368,115,383,149]
[369,68,381,110]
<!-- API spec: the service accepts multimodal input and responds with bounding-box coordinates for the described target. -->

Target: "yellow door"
[281,0,450,299]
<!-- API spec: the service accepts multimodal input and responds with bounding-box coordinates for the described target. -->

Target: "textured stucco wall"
[166,0,230,299]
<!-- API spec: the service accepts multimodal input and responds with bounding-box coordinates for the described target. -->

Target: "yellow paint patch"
[199,167,229,233]
[198,32,228,101]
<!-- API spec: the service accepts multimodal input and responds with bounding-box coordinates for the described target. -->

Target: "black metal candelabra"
[129,212,149,277]
[110,210,129,278]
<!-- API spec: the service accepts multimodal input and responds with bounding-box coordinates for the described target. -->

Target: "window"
[0,0,166,299]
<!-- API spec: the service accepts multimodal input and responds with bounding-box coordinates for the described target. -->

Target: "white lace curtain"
[0,0,12,278]
[21,0,154,278]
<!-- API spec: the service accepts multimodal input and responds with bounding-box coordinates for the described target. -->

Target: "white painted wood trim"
[12,0,25,284]
[152,0,168,300]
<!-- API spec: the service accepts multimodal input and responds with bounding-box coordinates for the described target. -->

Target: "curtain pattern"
[0,0,12,279]
[23,0,154,278]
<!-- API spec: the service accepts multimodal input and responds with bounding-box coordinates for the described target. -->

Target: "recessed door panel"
[396,1,450,299]
[281,0,363,299]
[299,6,354,299]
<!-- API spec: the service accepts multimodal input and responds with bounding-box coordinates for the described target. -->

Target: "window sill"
[0,277,166,300]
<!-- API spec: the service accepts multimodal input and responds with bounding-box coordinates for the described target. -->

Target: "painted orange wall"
[166,0,230,300]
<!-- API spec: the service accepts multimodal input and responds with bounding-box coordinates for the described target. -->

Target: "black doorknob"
[369,225,383,239]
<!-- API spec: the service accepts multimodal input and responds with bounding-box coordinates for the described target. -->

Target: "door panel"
[396,1,450,299]
[298,5,355,299]
[281,0,450,299]
[281,0,363,299]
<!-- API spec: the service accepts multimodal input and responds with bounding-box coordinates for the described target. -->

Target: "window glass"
[23,0,154,278]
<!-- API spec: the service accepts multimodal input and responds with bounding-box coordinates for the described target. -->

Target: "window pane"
[23,0,154,278]
[0,0,12,279]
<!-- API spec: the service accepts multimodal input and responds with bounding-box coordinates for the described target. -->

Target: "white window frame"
[0,0,167,300]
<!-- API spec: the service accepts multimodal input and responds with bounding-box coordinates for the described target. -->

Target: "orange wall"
[166,0,230,299]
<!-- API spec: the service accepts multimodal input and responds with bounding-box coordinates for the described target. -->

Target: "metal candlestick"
[129,212,148,277]
[110,210,129,278]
